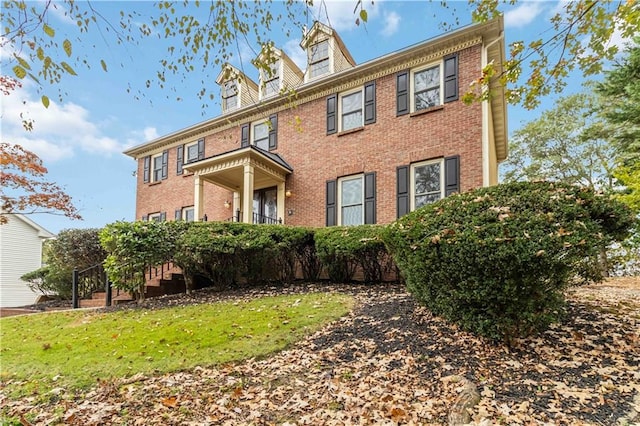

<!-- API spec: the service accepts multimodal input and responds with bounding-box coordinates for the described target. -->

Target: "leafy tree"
[1,0,638,111]
[0,143,80,224]
[596,37,640,166]
[501,92,617,191]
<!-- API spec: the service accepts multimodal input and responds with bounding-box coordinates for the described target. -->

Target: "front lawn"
[0,292,353,396]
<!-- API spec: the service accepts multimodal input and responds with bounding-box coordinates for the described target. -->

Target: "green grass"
[0,292,353,396]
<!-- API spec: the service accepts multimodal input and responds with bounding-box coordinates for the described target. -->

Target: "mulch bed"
[1,278,639,425]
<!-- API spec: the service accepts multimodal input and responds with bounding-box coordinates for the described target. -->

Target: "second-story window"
[413,64,441,111]
[152,154,164,182]
[185,142,199,163]
[222,81,238,111]
[309,40,330,78]
[340,90,363,131]
[252,121,269,150]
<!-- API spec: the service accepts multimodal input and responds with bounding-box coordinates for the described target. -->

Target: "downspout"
[481,31,504,187]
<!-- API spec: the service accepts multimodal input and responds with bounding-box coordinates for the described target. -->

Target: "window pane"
[341,178,363,206]
[264,77,280,96]
[184,208,194,222]
[415,163,441,194]
[309,40,329,62]
[415,193,441,209]
[342,111,363,131]
[224,81,237,96]
[415,67,439,91]
[264,189,277,220]
[415,88,440,110]
[310,59,330,78]
[342,92,362,114]
[342,205,363,226]
[186,144,199,162]
[223,95,238,110]
[253,122,269,150]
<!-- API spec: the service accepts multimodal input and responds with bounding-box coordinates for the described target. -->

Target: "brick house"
[124,17,507,227]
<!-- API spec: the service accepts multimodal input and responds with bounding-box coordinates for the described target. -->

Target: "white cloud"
[504,2,545,29]
[381,11,401,37]
[1,84,153,163]
[283,38,307,71]
[313,0,382,32]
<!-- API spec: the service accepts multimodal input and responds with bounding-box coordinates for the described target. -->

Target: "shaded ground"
[1,278,639,425]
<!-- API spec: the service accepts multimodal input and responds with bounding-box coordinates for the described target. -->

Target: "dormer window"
[261,59,281,98]
[222,81,238,112]
[309,40,330,78]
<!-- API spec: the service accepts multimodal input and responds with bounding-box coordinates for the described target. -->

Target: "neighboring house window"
[252,121,269,150]
[396,53,458,116]
[411,159,444,210]
[309,40,330,78]
[326,172,376,226]
[222,80,238,111]
[261,60,280,98]
[396,156,459,218]
[175,207,194,222]
[340,89,363,131]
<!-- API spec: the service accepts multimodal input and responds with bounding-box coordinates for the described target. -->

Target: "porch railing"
[225,209,282,224]
[72,263,113,308]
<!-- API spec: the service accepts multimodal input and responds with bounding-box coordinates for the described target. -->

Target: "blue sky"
[1,0,627,234]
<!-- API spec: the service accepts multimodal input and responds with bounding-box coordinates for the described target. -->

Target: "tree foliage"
[0,143,80,224]
[501,92,617,191]
[1,0,638,111]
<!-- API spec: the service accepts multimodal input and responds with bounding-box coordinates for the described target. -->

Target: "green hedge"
[315,225,391,283]
[383,181,635,343]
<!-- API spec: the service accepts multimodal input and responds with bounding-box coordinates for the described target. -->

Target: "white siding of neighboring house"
[0,214,54,307]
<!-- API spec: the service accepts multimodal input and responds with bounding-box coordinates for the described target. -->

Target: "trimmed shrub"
[383,181,635,342]
[315,225,390,283]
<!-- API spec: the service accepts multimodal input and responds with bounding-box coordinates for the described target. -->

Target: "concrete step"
[79,299,107,308]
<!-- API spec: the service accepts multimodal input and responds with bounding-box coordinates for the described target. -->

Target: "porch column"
[277,181,286,224]
[242,162,254,223]
[194,175,204,221]
[233,191,241,218]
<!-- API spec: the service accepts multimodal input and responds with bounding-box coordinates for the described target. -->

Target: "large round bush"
[383,181,634,342]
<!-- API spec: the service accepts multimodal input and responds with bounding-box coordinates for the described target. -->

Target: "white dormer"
[300,21,355,83]
[215,64,259,113]
[255,45,304,101]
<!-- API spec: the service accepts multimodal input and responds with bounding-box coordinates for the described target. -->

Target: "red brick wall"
[135,44,485,227]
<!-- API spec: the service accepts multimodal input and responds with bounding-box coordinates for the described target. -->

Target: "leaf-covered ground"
[2,278,639,425]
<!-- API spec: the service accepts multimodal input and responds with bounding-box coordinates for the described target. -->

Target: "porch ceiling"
[183,146,293,192]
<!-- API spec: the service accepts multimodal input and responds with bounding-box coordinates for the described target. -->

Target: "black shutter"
[326,180,337,226]
[176,145,184,175]
[160,212,166,222]
[443,53,459,103]
[326,94,337,135]
[396,165,410,218]
[444,155,460,196]
[197,138,205,160]
[364,172,376,224]
[161,150,168,180]
[268,114,278,150]
[396,71,409,116]
[142,215,148,222]
[143,156,150,183]
[241,124,250,147]
[364,81,376,125]
[175,209,182,221]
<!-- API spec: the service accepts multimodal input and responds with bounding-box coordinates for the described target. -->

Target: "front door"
[253,187,278,224]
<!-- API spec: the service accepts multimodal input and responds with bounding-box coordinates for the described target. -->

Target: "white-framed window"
[222,80,238,112]
[338,174,364,226]
[261,59,280,98]
[148,212,163,222]
[252,120,270,150]
[411,159,444,210]
[152,154,163,182]
[182,207,194,222]
[185,142,199,164]
[411,62,443,112]
[308,39,330,79]
[339,88,363,131]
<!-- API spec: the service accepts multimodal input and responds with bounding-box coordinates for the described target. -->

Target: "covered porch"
[183,146,293,224]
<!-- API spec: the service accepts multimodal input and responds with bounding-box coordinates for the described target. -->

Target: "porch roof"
[183,145,293,192]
